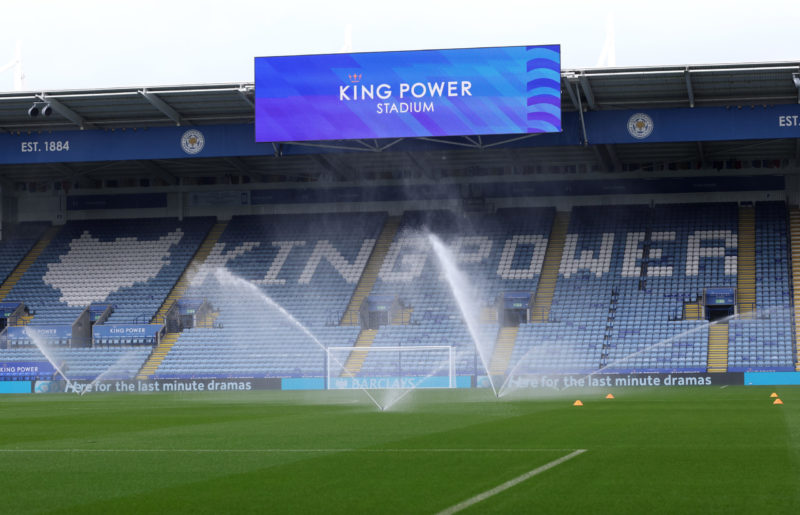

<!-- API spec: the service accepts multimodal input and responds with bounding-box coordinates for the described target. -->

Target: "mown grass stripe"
[0,447,577,453]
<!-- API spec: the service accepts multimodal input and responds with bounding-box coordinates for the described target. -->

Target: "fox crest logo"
[627,113,654,140]
[181,129,205,155]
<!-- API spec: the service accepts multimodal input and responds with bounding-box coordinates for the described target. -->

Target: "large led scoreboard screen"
[254,45,561,142]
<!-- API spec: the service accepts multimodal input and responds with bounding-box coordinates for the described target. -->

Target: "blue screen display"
[255,45,561,142]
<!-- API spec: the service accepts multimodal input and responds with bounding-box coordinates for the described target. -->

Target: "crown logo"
[348,73,362,83]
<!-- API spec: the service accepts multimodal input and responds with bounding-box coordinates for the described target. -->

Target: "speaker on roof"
[27,104,39,117]
[41,103,52,116]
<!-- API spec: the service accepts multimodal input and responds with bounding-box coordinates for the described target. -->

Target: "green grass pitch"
[1,387,799,514]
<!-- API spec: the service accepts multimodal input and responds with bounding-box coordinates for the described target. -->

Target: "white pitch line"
[436,449,587,515]
[0,448,578,454]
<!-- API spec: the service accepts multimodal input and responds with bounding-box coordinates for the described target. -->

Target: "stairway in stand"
[340,217,401,326]
[486,212,569,378]
[707,324,729,373]
[196,310,219,329]
[340,329,378,377]
[0,225,61,301]
[391,307,412,325]
[737,206,756,318]
[481,307,498,323]
[789,208,800,371]
[337,217,402,378]
[136,332,179,380]
[140,222,227,379]
[683,302,703,320]
[151,221,228,324]
[11,313,33,327]
[529,212,570,323]
[488,326,519,376]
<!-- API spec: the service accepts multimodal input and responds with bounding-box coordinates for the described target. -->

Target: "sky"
[0,0,797,92]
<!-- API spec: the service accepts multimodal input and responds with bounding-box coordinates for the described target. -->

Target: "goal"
[326,345,456,390]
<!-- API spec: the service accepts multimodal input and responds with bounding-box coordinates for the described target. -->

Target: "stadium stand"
[2,63,800,393]
[0,200,796,383]
[154,212,386,378]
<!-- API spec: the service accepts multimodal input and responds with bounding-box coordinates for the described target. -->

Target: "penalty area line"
[435,448,587,515]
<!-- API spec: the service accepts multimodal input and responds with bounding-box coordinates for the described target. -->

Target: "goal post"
[326,345,456,390]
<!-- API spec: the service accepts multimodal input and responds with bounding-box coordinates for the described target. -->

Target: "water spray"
[426,233,499,397]
[212,267,386,411]
[81,348,143,396]
[497,303,790,397]
[378,359,453,412]
[24,327,77,394]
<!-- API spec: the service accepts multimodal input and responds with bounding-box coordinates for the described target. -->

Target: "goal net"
[326,345,456,390]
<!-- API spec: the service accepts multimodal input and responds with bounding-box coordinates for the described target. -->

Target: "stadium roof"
[0,61,798,185]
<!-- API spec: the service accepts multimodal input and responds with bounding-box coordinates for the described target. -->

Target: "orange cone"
[770,392,779,398]
[773,398,784,405]
[573,400,583,406]
[605,393,615,399]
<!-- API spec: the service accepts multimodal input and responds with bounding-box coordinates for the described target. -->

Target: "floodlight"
[26,102,52,118]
